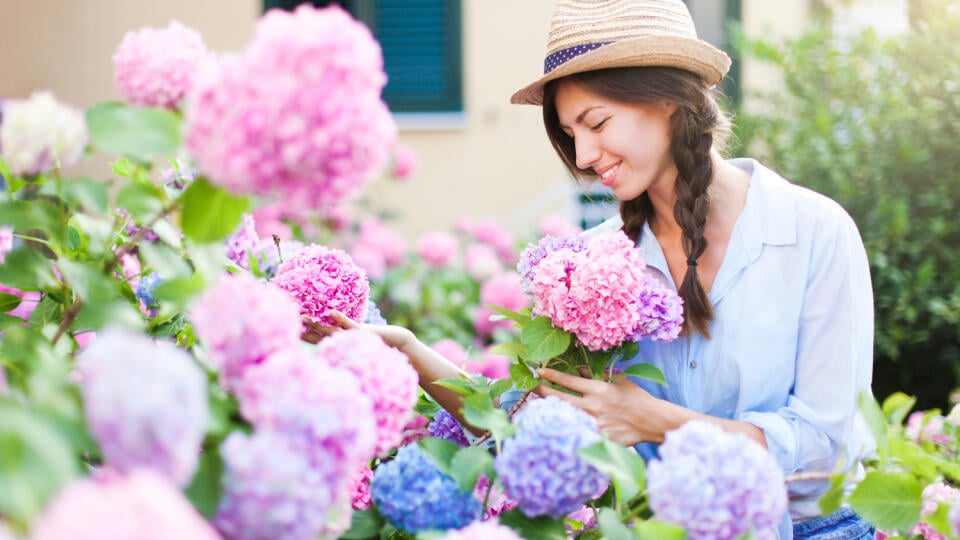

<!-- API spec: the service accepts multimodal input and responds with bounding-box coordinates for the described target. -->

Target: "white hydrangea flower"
[0,91,88,176]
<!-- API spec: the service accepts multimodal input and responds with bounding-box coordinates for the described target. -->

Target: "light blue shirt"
[594,159,876,525]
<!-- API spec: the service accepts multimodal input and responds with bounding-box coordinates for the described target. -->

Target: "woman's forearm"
[398,338,484,434]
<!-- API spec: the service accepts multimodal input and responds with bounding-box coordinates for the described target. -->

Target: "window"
[264,0,463,118]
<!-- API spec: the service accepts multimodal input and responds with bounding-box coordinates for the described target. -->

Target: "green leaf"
[431,377,475,396]
[0,199,66,245]
[86,102,181,162]
[418,437,461,477]
[0,313,24,331]
[597,508,632,540]
[857,392,888,463]
[69,213,114,257]
[487,341,528,360]
[817,473,847,516]
[184,447,224,518]
[579,438,646,502]
[489,377,515,398]
[59,177,109,213]
[621,363,667,386]
[341,508,385,539]
[924,502,952,537]
[520,316,571,361]
[180,177,249,243]
[0,293,22,314]
[74,300,144,331]
[449,446,495,492]
[0,401,79,524]
[510,361,538,392]
[487,305,532,327]
[153,274,207,307]
[138,242,192,279]
[117,180,165,220]
[881,392,916,427]
[499,508,569,540]
[631,519,687,540]
[57,260,117,303]
[462,393,514,442]
[0,247,59,291]
[847,471,922,532]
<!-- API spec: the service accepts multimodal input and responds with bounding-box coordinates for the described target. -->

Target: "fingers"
[534,381,585,407]
[327,309,360,330]
[536,367,599,394]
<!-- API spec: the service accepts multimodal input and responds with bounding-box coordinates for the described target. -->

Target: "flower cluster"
[417,231,459,268]
[363,299,388,325]
[428,409,470,447]
[272,244,369,326]
[183,4,396,218]
[371,444,482,533]
[315,329,418,456]
[233,346,376,466]
[647,421,787,540]
[349,466,374,510]
[494,396,608,518]
[529,231,683,351]
[189,272,302,389]
[135,272,162,307]
[391,143,419,180]
[159,158,197,190]
[516,234,587,296]
[0,227,12,263]
[31,469,220,540]
[441,520,522,540]
[112,20,209,109]
[214,430,350,540]
[76,328,208,487]
[250,237,304,278]
[348,217,407,281]
[0,91,87,176]
[474,272,527,337]
[457,217,517,265]
[226,213,260,268]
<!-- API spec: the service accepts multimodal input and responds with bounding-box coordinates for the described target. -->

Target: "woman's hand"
[535,367,661,446]
[300,310,415,351]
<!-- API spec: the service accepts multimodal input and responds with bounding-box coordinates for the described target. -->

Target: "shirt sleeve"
[737,207,875,475]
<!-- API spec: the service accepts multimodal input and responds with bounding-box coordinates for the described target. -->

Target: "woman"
[308,1,876,537]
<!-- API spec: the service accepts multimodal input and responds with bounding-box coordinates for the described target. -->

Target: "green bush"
[732,1,960,409]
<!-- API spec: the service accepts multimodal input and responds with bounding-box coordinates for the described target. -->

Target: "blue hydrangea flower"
[516,235,587,296]
[363,299,387,325]
[647,421,787,539]
[493,396,608,518]
[135,272,162,307]
[428,409,469,447]
[371,444,481,532]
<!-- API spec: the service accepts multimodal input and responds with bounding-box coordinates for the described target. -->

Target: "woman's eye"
[590,118,609,131]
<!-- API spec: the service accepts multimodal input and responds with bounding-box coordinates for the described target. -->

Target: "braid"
[621,194,653,244]
[671,99,721,337]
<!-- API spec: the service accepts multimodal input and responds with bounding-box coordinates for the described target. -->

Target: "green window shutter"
[263,0,463,113]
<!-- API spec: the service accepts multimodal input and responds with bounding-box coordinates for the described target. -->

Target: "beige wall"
[0,1,817,241]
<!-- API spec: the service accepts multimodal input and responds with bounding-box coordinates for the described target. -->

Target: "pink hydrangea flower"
[471,218,517,265]
[355,217,407,267]
[906,412,951,445]
[252,204,292,241]
[0,227,12,263]
[350,466,374,510]
[391,144,419,181]
[117,251,142,291]
[538,214,582,238]
[234,345,376,466]
[474,272,527,337]
[190,272,302,389]
[0,283,39,320]
[463,347,510,380]
[441,520,521,540]
[417,231,459,268]
[349,244,388,281]
[315,329,419,456]
[183,5,397,218]
[475,475,518,520]
[112,20,209,109]
[272,244,369,326]
[431,339,468,367]
[531,231,683,351]
[464,243,502,281]
[76,328,208,487]
[399,414,431,446]
[31,469,220,540]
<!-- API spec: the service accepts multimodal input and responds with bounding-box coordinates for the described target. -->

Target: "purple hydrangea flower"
[441,520,522,540]
[516,235,587,296]
[225,213,259,268]
[214,430,348,540]
[950,500,960,537]
[251,238,304,279]
[159,158,197,190]
[647,421,787,540]
[77,328,208,487]
[428,409,469,447]
[116,208,160,243]
[630,276,684,342]
[494,396,609,518]
[363,299,387,325]
[371,444,482,533]
[272,244,369,327]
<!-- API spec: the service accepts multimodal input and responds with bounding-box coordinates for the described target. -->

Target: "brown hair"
[542,67,731,337]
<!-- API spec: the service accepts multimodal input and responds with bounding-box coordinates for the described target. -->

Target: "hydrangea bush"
[0,5,954,540]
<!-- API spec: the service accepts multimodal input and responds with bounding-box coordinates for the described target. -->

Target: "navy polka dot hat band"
[511,0,732,106]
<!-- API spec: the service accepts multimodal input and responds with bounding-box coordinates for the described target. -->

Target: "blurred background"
[3,0,959,409]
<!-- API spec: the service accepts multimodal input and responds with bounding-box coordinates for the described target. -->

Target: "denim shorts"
[793,508,875,539]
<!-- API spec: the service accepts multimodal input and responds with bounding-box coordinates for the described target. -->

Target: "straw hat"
[511,0,732,105]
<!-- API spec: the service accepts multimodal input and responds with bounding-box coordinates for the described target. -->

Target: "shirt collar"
[729,158,798,264]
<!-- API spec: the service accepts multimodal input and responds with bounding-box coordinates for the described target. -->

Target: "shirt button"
[689,361,698,369]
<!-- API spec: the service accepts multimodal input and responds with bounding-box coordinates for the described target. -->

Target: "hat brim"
[510,35,732,106]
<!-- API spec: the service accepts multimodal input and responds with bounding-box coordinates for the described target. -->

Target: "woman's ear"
[663,100,679,117]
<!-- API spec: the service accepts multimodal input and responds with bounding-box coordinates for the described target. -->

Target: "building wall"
[1,0,821,240]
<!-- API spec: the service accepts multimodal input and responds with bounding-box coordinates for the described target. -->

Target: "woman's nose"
[574,135,601,170]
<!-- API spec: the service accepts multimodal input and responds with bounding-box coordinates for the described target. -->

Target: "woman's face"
[554,81,677,201]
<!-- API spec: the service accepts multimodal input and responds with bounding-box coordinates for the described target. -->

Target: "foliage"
[731,0,960,408]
